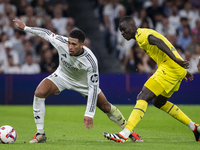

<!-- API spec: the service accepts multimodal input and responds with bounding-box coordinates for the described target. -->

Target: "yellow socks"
[125,100,148,131]
[160,101,191,125]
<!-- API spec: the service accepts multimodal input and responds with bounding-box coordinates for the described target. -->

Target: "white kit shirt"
[24,26,99,118]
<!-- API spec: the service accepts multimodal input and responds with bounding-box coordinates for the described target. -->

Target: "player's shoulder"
[54,34,68,44]
[136,28,155,36]
[83,46,96,57]
[82,46,98,65]
[136,28,159,42]
[135,28,149,44]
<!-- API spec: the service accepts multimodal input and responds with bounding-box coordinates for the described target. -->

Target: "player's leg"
[103,78,163,142]
[33,78,60,132]
[97,91,126,129]
[153,93,191,125]
[30,78,60,143]
[97,91,143,142]
[153,93,200,141]
[119,86,156,138]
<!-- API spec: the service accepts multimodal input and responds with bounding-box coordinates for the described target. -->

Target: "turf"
[0,105,200,150]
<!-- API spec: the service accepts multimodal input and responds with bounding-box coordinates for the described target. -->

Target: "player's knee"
[34,89,47,98]
[137,91,148,101]
[153,99,166,108]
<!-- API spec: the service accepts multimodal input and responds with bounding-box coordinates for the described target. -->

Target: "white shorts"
[46,70,101,97]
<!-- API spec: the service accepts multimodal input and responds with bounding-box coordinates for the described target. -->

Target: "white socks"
[188,121,195,131]
[33,96,45,134]
[119,128,131,139]
[106,105,126,129]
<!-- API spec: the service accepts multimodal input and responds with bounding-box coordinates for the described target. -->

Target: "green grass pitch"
[0,105,200,150]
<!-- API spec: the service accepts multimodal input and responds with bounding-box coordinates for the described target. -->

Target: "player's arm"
[197,59,200,71]
[148,34,189,69]
[83,66,99,129]
[13,18,58,46]
[184,71,194,82]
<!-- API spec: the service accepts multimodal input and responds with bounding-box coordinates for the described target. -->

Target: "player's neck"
[74,48,84,56]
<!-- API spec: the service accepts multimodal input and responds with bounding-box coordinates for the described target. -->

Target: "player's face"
[68,37,84,56]
[119,22,135,40]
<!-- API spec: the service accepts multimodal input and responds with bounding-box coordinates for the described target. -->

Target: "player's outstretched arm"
[13,18,58,45]
[13,18,25,30]
[197,59,200,71]
[148,34,189,69]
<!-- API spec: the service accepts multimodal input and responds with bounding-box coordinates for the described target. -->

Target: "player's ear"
[80,42,84,48]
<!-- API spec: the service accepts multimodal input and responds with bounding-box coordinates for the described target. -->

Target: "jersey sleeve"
[24,26,68,50]
[84,56,99,119]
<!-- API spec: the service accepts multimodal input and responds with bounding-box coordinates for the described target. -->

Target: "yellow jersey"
[135,28,183,68]
[135,28,186,93]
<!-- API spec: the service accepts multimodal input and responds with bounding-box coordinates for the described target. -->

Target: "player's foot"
[129,131,144,142]
[29,133,47,143]
[193,123,200,141]
[103,132,128,143]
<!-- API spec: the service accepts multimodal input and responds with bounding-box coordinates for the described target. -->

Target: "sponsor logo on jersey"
[61,57,79,71]
[90,74,98,83]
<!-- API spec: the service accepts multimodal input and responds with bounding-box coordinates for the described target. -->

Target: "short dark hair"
[69,29,85,43]
[119,16,134,24]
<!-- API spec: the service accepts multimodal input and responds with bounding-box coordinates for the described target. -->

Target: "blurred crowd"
[0,0,78,74]
[95,0,200,74]
[0,0,200,74]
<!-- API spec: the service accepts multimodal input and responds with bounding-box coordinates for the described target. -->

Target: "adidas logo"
[62,54,67,58]
[34,116,40,119]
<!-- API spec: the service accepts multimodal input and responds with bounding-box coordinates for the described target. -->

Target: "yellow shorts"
[144,65,186,98]
[144,77,181,98]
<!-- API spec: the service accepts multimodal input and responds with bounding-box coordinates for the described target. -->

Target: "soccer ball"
[0,125,17,144]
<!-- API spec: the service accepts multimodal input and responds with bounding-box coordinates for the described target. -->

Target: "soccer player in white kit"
[13,18,143,143]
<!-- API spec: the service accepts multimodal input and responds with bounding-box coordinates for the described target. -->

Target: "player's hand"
[13,18,25,30]
[83,116,94,130]
[175,58,189,69]
[184,71,194,82]
[197,60,200,71]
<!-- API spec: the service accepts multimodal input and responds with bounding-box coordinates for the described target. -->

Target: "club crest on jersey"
[90,74,98,83]
[78,62,83,68]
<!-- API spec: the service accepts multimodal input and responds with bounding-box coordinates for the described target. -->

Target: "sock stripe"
[133,108,145,114]
[167,104,174,113]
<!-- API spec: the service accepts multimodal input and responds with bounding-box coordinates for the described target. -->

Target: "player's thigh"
[138,78,164,102]
[35,78,60,98]
[97,91,110,113]
[144,77,165,97]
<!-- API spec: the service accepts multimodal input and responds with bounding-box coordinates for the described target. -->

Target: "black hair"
[69,29,85,43]
[119,16,134,24]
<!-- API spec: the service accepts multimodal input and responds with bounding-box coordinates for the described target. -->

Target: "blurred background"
[0,0,200,105]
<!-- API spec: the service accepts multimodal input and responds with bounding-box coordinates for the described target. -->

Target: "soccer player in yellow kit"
[103,16,200,142]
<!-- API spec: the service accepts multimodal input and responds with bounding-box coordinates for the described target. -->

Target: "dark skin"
[119,19,194,107]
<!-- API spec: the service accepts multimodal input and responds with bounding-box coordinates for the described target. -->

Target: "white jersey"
[24,26,99,118]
